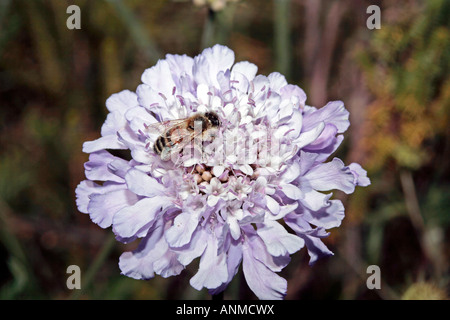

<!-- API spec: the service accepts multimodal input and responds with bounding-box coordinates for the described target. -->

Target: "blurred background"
[0,0,449,300]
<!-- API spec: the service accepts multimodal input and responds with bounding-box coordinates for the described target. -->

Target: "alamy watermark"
[66,265,81,290]
[366,265,381,290]
[366,5,381,30]
[66,5,81,30]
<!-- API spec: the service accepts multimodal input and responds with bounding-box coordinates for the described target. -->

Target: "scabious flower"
[76,44,370,299]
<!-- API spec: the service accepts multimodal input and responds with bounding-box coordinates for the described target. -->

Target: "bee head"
[205,112,221,128]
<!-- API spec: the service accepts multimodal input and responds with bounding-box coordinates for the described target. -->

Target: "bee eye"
[205,112,220,127]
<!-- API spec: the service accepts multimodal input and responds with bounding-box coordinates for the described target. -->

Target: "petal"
[281,160,301,183]
[231,61,258,82]
[82,135,126,153]
[284,215,333,265]
[294,121,325,150]
[302,234,334,265]
[193,44,235,88]
[298,189,332,211]
[153,250,184,278]
[256,220,304,256]
[280,84,307,107]
[75,180,101,214]
[265,195,280,214]
[279,183,303,200]
[125,106,158,134]
[208,241,243,295]
[302,100,349,133]
[303,123,338,152]
[207,195,220,207]
[348,163,371,187]
[165,53,194,89]
[119,221,166,280]
[303,158,356,194]
[141,59,176,99]
[189,234,229,290]
[88,189,139,228]
[100,111,127,137]
[75,181,125,214]
[125,168,166,197]
[242,238,287,300]
[302,199,345,229]
[267,72,288,93]
[175,228,208,266]
[242,227,289,272]
[165,210,200,248]
[112,196,172,238]
[84,150,125,183]
[212,165,225,177]
[136,84,172,119]
[105,90,139,114]
[227,215,241,240]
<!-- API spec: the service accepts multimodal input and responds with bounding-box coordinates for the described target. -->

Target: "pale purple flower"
[76,44,370,300]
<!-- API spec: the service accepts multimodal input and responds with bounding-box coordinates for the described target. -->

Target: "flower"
[76,44,370,299]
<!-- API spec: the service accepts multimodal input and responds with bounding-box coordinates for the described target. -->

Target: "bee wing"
[145,118,189,135]
[159,127,205,161]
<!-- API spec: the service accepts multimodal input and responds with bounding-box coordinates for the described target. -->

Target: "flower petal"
[175,228,208,266]
[125,168,166,198]
[231,61,258,82]
[242,238,287,300]
[84,150,125,183]
[280,183,303,200]
[190,233,229,290]
[193,44,235,88]
[88,189,139,228]
[105,90,139,114]
[141,59,176,99]
[119,221,165,280]
[113,196,172,238]
[294,121,325,149]
[302,100,349,133]
[82,135,126,153]
[302,199,345,229]
[265,195,280,214]
[348,163,371,187]
[256,220,304,256]
[165,210,200,248]
[303,158,356,194]
[284,214,333,265]
[75,180,101,214]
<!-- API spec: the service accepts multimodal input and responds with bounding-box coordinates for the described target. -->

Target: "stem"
[201,8,216,50]
[70,233,117,299]
[274,0,292,79]
[399,170,441,277]
[399,170,424,233]
[200,4,236,50]
[107,0,162,63]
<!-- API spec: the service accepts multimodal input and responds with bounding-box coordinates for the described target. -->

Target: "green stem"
[274,0,292,79]
[200,4,236,50]
[201,8,216,49]
[69,233,117,299]
[106,0,162,63]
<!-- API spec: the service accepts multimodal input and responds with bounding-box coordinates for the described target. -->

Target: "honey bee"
[149,111,221,161]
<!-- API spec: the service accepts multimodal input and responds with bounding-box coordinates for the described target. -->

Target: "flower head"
[76,44,370,299]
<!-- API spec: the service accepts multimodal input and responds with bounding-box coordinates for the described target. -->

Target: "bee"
[149,111,221,161]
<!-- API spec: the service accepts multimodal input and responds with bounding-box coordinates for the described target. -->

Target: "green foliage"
[359,0,450,171]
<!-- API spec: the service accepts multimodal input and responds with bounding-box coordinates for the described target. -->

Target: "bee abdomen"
[153,136,166,154]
